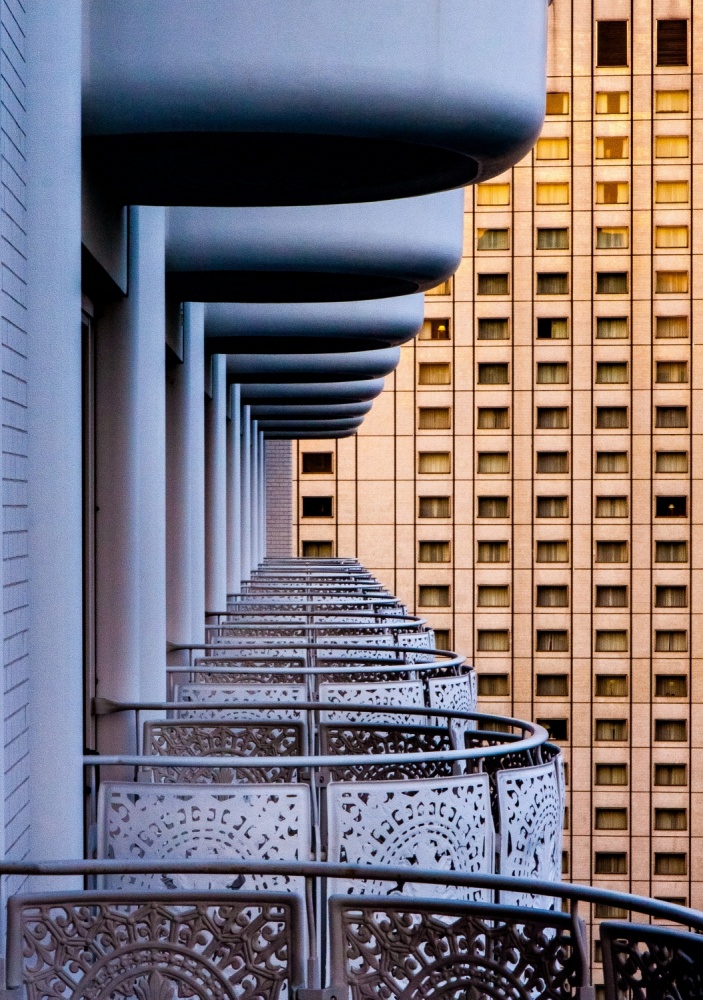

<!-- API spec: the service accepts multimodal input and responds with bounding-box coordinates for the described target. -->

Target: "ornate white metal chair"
[174,682,307,722]
[318,679,425,724]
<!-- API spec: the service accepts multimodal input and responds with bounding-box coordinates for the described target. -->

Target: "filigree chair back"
[600,921,703,1000]
[319,722,455,782]
[174,683,307,721]
[318,679,425,724]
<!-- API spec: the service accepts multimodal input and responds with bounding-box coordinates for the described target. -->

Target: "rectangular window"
[546,92,569,115]
[536,228,569,250]
[656,406,688,428]
[656,361,688,384]
[418,452,451,474]
[536,540,569,563]
[427,278,452,296]
[418,362,451,385]
[477,540,509,563]
[478,674,510,696]
[477,496,509,519]
[655,719,687,741]
[596,137,629,160]
[536,452,569,474]
[596,720,628,741]
[433,629,451,650]
[597,272,629,294]
[596,452,629,474]
[596,496,628,518]
[596,541,629,563]
[595,630,628,652]
[536,674,569,696]
[656,226,689,249]
[654,853,687,876]
[536,137,569,160]
[477,362,509,385]
[477,629,510,652]
[418,496,451,518]
[596,226,629,249]
[657,19,688,66]
[418,407,451,430]
[536,182,569,205]
[596,764,628,786]
[477,585,510,608]
[655,540,687,563]
[655,809,687,832]
[655,631,688,653]
[419,318,451,340]
[418,541,451,563]
[656,317,688,339]
[655,452,688,474]
[655,495,687,518]
[595,853,628,875]
[477,318,509,341]
[477,407,510,430]
[476,183,510,206]
[596,808,628,830]
[597,20,628,66]
[537,362,569,384]
[596,586,628,608]
[537,407,569,429]
[477,273,509,295]
[655,181,689,204]
[655,764,686,786]
[596,407,628,429]
[596,675,628,697]
[596,182,629,205]
[302,540,334,557]
[301,496,333,518]
[656,588,687,610]
[477,452,510,474]
[477,228,510,251]
[596,361,628,383]
[596,317,628,339]
[536,630,569,652]
[655,674,688,696]
[656,270,689,293]
[655,135,689,158]
[536,496,569,518]
[536,585,569,608]
[302,452,333,474]
[537,273,569,295]
[537,318,569,339]
[596,91,629,114]
[418,585,450,608]
[656,90,689,113]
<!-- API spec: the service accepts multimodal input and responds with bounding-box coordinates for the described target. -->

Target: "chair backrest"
[317,633,395,660]
[600,921,703,1000]
[328,895,588,1000]
[319,679,425,724]
[7,890,303,1000]
[496,759,564,907]
[142,719,305,783]
[427,672,477,744]
[326,773,494,901]
[396,629,436,662]
[319,721,454,782]
[97,782,311,898]
[174,683,307,721]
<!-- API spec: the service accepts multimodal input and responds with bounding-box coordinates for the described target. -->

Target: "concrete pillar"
[26,0,83,864]
[166,302,205,651]
[240,406,252,582]
[226,384,242,596]
[258,430,267,562]
[250,420,259,573]
[205,354,228,614]
[96,206,167,752]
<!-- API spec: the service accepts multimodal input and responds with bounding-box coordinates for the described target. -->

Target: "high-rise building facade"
[294,0,703,973]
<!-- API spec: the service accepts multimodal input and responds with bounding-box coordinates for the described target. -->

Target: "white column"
[26,0,83,864]
[166,302,205,650]
[96,206,167,753]
[250,420,259,573]
[258,430,267,562]
[227,384,242,596]
[240,406,252,582]
[205,354,228,614]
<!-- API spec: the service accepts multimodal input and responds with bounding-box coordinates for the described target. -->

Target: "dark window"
[657,20,687,66]
[301,496,333,518]
[536,585,569,608]
[537,718,568,741]
[595,496,628,518]
[477,273,509,295]
[595,764,628,786]
[655,809,687,831]
[655,764,686,786]
[596,540,628,563]
[418,541,450,563]
[595,852,627,875]
[537,407,569,429]
[418,585,451,607]
[536,452,569,474]
[302,540,333,557]
[418,496,451,518]
[597,21,628,67]
[596,586,628,608]
[595,808,627,830]
[433,629,451,650]
[596,719,628,741]
[478,363,509,385]
[536,630,569,652]
[536,674,569,696]
[536,496,569,518]
[537,273,569,295]
[477,496,509,518]
[595,675,628,697]
[655,540,687,563]
[655,631,688,653]
[478,318,509,340]
[537,318,569,339]
[537,228,569,250]
[477,228,510,250]
[478,674,510,696]
[301,452,333,474]
[655,674,688,697]
[419,318,451,341]
[655,719,687,742]
[477,629,510,652]
[655,586,687,609]
[596,407,628,429]
[654,853,687,876]
[656,406,688,428]
[597,272,629,294]
[477,407,510,429]
[656,496,687,517]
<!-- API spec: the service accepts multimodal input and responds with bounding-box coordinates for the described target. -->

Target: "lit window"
[536,137,569,160]
[418,407,451,430]
[546,92,569,115]
[477,407,510,429]
[477,318,509,340]
[655,181,688,203]
[596,675,628,696]
[477,452,510,474]
[537,228,569,250]
[477,363,509,385]
[477,273,509,295]
[596,317,628,339]
[596,91,629,114]
[656,361,688,383]
[536,540,569,563]
[657,19,688,67]
[418,585,450,608]
[595,497,628,518]
[536,452,569,474]
[537,362,569,384]
[418,496,451,518]
[418,362,451,385]
[418,541,450,563]
[596,227,628,249]
[417,452,451,474]
[656,271,688,293]
[655,90,689,113]
[655,135,689,158]
[477,585,510,607]
[476,183,510,206]
[596,137,628,159]
[595,630,628,652]
[427,278,452,296]
[655,452,688,473]
[596,361,628,383]
[596,21,628,67]
[656,316,688,339]
[477,629,510,652]
[596,272,628,294]
[477,228,510,250]
[596,181,629,204]
[655,226,689,249]
[536,182,569,205]
[419,318,450,340]
[537,318,569,339]
[477,540,509,562]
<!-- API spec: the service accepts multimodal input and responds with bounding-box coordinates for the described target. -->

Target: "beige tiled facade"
[293,0,703,977]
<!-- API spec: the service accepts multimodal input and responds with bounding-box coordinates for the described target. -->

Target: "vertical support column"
[259,430,267,562]
[26,0,83,864]
[227,384,242,597]
[205,354,228,615]
[250,420,259,573]
[166,302,205,651]
[96,206,167,752]
[240,406,252,582]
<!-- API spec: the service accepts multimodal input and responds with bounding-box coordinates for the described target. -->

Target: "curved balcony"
[83,0,548,206]
[227,346,400,383]
[249,402,373,421]
[240,379,386,405]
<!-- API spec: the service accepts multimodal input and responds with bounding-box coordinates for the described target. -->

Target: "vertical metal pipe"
[205,354,228,614]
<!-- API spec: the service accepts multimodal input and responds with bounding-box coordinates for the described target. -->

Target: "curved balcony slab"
[227,347,400,384]
[240,379,386,405]
[83,0,547,205]
[255,417,364,432]
[167,196,462,303]
[265,430,357,439]
[249,402,372,421]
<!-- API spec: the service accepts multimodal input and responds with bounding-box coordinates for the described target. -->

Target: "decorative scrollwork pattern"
[600,922,703,1000]
[319,680,425,724]
[320,723,454,782]
[175,684,306,722]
